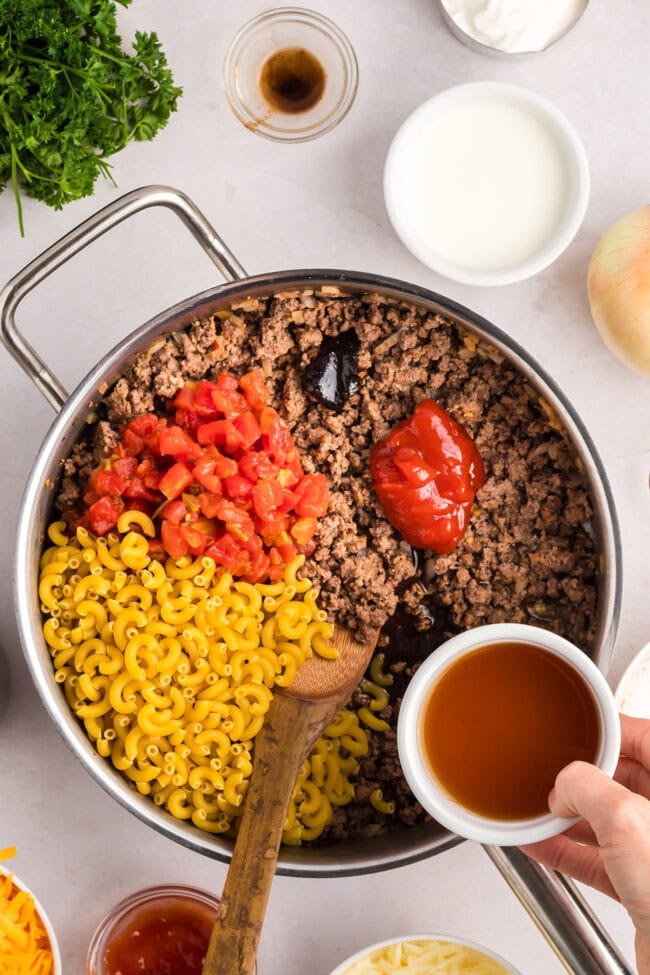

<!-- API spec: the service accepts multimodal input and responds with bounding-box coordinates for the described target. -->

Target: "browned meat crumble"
[54,289,598,842]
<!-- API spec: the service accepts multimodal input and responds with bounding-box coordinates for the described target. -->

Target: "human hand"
[521,714,650,975]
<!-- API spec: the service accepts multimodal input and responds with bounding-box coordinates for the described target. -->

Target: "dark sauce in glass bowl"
[259,47,326,114]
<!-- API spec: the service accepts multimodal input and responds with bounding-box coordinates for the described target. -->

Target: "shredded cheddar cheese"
[0,849,54,975]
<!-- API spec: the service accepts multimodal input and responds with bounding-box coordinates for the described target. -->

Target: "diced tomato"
[238,450,277,484]
[240,369,269,412]
[276,467,300,488]
[161,521,189,559]
[78,374,330,585]
[122,428,144,456]
[159,462,193,500]
[272,530,298,563]
[126,414,159,438]
[215,372,239,394]
[193,381,221,417]
[205,534,250,574]
[113,457,137,477]
[180,524,209,555]
[247,550,270,582]
[198,492,222,519]
[252,479,284,519]
[259,407,294,464]
[196,420,227,448]
[161,499,187,524]
[290,517,318,545]
[147,537,165,556]
[193,453,238,493]
[122,477,159,501]
[158,425,202,462]
[86,496,124,535]
[293,473,329,517]
[222,474,254,500]
[211,387,249,418]
[94,468,127,496]
[233,412,261,450]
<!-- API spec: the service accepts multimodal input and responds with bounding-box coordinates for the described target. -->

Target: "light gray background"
[1,2,648,972]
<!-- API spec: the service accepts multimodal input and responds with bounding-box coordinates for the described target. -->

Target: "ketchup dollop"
[370,399,485,554]
[103,898,216,975]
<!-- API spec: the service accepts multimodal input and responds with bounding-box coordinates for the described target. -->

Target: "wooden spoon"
[202,625,379,975]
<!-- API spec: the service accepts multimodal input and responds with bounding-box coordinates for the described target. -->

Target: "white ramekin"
[0,868,61,974]
[384,82,590,286]
[397,623,621,846]
[615,642,650,719]
[328,934,522,975]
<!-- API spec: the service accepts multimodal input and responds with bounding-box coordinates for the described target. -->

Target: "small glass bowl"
[223,7,358,142]
[86,884,244,975]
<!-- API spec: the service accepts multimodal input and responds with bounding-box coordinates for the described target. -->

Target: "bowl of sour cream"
[437,0,589,58]
[384,82,589,286]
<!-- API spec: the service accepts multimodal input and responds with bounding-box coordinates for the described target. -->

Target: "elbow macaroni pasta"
[39,518,396,843]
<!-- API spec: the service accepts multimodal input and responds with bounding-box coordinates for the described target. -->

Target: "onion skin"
[587,206,650,377]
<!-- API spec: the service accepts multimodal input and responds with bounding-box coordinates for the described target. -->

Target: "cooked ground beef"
[54,288,599,842]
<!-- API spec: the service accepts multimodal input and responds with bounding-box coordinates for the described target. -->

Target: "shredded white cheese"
[341,939,512,974]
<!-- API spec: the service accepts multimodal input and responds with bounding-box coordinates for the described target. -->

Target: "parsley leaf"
[0,0,182,234]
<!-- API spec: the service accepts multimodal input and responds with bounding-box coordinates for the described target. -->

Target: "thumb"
[551,761,647,847]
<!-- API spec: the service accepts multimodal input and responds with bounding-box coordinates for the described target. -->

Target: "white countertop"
[1,2,649,972]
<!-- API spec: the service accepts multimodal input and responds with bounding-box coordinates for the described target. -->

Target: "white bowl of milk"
[384,82,589,286]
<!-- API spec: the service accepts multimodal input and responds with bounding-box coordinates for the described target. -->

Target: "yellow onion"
[587,206,650,377]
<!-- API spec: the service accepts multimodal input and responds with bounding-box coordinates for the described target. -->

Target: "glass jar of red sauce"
[86,884,253,975]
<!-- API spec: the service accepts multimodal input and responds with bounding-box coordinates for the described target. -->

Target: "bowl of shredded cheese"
[0,851,60,975]
[328,935,521,975]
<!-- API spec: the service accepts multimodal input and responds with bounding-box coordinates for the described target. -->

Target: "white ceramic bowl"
[328,934,522,975]
[0,867,61,974]
[397,623,621,845]
[384,82,590,286]
[615,641,650,719]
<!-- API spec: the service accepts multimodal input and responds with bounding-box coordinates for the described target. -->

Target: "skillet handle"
[0,185,247,412]
[484,845,633,974]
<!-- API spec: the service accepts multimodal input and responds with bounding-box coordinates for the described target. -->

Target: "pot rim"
[14,267,622,877]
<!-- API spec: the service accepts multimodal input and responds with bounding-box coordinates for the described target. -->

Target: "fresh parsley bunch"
[0,0,182,234]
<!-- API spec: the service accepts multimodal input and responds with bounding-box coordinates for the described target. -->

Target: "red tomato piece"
[161,521,189,559]
[180,524,209,555]
[239,369,269,412]
[192,381,221,417]
[196,419,245,452]
[214,372,239,394]
[290,517,318,545]
[94,468,127,497]
[126,414,159,438]
[197,492,222,519]
[171,382,197,412]
[259,407,294,464]
[159,462,194,500]
[211,387,249,418]
[222,474,254,500]
[233,412,262,450]
[252,479,284,519]
[158,425,202,462]
[293,474,329,517]
[86,496,124,535]
[162,499,187,524]
[247,550,271,583]
[238,450,277,484]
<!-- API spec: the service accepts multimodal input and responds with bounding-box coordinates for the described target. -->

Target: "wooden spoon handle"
[202,693,335,975]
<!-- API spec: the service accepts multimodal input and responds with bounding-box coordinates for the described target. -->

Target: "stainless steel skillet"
[0,185,630,973]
